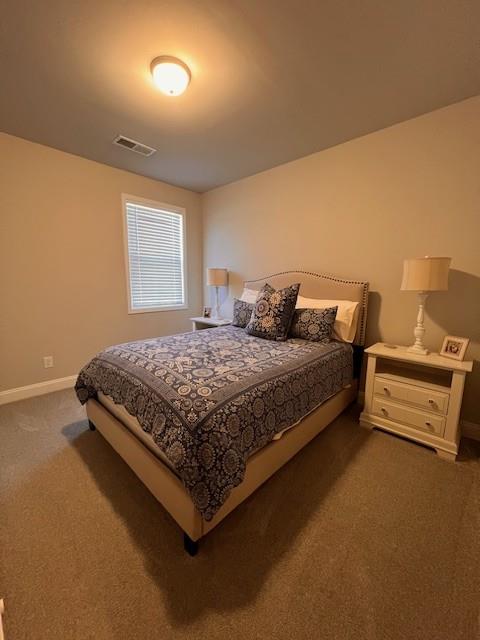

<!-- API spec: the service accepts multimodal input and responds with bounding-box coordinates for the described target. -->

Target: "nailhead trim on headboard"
[244,270,369,346]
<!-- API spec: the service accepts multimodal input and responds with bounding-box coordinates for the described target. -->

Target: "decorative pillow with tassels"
[232,299,254,328]
[246,282,300,341]
[289,306,338,342]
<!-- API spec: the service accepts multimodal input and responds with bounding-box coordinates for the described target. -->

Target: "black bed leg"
[183,533,199,556]
[88,419,96,431]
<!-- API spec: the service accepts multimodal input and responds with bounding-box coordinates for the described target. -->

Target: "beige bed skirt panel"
[86,399,204,538]
[86,381,357,541]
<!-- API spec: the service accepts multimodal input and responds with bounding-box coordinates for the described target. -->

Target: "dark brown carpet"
[1,389,479,640]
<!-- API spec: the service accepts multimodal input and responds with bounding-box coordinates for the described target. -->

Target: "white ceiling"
[1,1,479,192]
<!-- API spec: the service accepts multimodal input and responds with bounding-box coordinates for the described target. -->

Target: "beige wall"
[0,133,202,390]
[202,97,480,423]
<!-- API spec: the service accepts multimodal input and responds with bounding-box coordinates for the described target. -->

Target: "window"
[122,195,187,313]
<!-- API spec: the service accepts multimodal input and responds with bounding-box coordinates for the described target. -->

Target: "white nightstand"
[359,343,473,461]
[190,317,232,331]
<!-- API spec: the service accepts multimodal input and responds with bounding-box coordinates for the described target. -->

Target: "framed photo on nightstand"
[440,335,469,361]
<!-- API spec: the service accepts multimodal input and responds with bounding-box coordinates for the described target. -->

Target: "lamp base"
[212,286,221,320]
[407,292,430,357]
[407,344,429,356]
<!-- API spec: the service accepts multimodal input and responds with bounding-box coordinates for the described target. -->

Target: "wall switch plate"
[43,356,54,368]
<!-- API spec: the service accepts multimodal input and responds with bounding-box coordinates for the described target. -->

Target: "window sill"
[128,305,188,315]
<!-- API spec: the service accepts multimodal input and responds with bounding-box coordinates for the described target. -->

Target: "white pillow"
[296,296,360,343]
[239,287,260,304]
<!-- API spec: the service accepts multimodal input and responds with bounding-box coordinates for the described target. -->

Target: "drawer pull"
[381,407,388,415]
[383,386,390,394]
[425,421,432,428]
[428,399,436,406]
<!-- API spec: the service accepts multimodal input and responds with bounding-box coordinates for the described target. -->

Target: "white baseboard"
[0,375,77,406]
[461,420,480,441]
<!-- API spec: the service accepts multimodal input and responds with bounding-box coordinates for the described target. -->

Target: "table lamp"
[207,268,228,319]
[400,256,451,355]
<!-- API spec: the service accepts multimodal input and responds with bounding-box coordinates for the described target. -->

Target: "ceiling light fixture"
[150,56,191,96]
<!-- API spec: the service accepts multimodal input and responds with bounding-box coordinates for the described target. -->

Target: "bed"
[77,270,369,554]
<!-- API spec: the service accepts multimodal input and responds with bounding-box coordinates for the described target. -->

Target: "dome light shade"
[150,56,191,96]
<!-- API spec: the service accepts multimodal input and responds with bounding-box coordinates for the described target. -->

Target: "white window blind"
[124,199,186,312]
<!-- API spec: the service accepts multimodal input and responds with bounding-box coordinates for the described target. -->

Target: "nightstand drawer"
[374,376,449,414]
[372,398,445,436]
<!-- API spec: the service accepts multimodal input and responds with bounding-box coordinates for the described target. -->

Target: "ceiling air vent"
[113,135,156,157]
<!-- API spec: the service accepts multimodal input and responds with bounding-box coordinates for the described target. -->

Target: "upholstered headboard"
[244,270,369,346]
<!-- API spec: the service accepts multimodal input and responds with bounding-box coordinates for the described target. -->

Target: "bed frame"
[86,270,369,555]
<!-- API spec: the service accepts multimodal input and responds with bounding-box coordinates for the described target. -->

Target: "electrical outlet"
[43,356,54,368]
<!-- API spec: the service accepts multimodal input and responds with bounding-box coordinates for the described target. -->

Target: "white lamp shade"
[401,257,451,292]
[207,268,228,287]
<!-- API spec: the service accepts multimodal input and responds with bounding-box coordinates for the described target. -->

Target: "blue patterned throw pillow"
[289,306,338,342]
[232,299,254,328]
[246,282,300,341]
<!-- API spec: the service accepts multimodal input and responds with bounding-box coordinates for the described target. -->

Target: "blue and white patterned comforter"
[75,326,352,520]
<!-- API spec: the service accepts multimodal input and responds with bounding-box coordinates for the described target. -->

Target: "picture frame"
[203,306,211,318]
[440,335,469,361]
